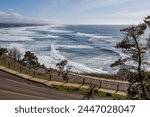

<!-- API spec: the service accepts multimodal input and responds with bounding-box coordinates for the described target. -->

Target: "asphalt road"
[0,70,107,100]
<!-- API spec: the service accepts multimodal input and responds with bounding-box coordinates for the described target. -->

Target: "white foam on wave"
[76,32,113,39]
[0,25,60,42]
[68,61,108,73]
[55,44,93,49]
[48,43,108,73]
[27,25,71,33]
[27,25,51,32]
[0,27,34,41]
[47,34,59,39]
[34,34,59,39]
[1,25,117,74]
[37,43,66,69]
[0,34,32,41]
[38,55,55,68]
[8,43,26,53]
[48,29,72,33]
[50,43,65,61]
[119,52,130,58]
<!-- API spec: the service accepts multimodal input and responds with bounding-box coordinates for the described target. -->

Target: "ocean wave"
[68,61,108,73]
[33,34,58,41]
[4,27,36,37]
[47,34,59,38]
[8,43,25,53]
[49,43,108,73]
[76,32,113,39]
[50,43,65,61]
[0,34,33,42]
[0,25,139,74]
[48,29,72,33]
[0,28,34,42]
[55,44,93,49]
[38,55,56,68]
[100,48,120,56]
[24,25,71,34]
[39,54,108,74]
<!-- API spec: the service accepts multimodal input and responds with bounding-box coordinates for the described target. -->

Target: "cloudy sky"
[0,0,149,24]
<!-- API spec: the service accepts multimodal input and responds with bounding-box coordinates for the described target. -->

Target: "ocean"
[0,25,132,74]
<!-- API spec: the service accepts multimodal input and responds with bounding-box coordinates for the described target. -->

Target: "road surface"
[0,70,107,100]
[0,70,83,100]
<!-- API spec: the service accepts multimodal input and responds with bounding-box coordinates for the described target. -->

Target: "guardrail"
[0,56,129,92]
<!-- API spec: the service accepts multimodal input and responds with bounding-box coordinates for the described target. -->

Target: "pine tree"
[111,16,150,99]
[22,51,39,69]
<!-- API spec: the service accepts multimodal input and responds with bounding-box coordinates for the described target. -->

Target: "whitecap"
[55,44,93,49]
[8,43,25,53]
[76,32,113,39]
[48,29,72,33]
[68,61,108,74]
[0,27,34,42]
[50,43,65,61]
[49,43,108,73]
[47,34,59,38]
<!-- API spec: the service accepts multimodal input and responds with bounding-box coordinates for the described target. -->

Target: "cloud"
[0,10,22,23]
[0,10,22,18]
[119,10,149,18]
[0,10,51,24]
[8,8,14,12]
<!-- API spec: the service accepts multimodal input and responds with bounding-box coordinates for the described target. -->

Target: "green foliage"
[111,16,150,100]
[56,60,68,75]
[144,15,150,27]
[56,60,72,81]
[110,58,126,68]
[83,84,96,100]
[22,51,39,69]
[96,91,109,97]
[50,85,88,94]
[112,94,127,100]
[0,47,7,56]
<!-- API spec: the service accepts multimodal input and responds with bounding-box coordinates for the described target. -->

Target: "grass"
[0,55,8,67]
[50,85,88,95]
[0,55,49,80]
[112,94,127,100]
[96,91,111,97]
[50,84,126,99]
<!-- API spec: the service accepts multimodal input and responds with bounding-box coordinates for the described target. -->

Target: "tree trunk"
[132,34,147,99]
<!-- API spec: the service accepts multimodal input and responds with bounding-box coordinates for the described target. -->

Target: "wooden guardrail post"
[82,78,85,85]
[116,83,119,92]
[19,66,22,73]
[8,62,10,68]
[99,80,102,88]
[66,76,68,83]
[33,71,35,77]
[49,74,51,81]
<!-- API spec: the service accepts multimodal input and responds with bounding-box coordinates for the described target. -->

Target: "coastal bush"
[56,60,72,81]
[0,47,7,56]
[111,16,150,100]
[22,51,40,69]
[8,47,22,62]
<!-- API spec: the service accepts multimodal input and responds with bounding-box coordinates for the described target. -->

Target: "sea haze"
[0,24,131,74]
